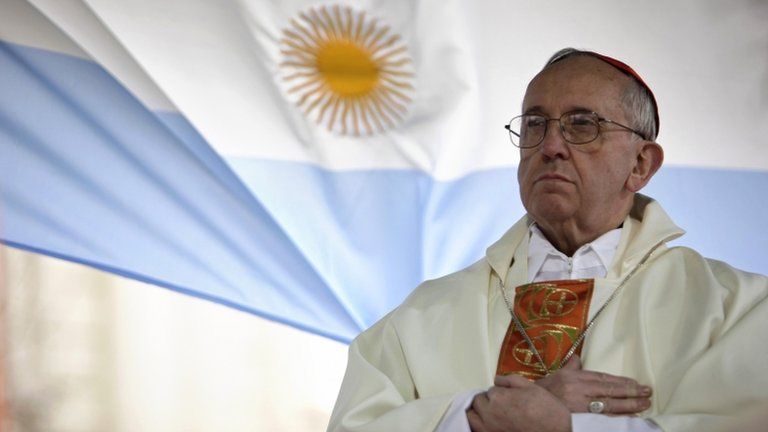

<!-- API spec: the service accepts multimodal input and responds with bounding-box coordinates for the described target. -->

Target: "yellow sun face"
[280,5,414,136]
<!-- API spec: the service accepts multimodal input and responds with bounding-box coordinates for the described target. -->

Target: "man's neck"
[534,214,627,257]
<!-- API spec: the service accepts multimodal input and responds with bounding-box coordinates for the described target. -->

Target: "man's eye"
[568,114,596,127]
[525,117,545,127]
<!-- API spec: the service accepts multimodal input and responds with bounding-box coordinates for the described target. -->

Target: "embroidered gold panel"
[496,279,594,379]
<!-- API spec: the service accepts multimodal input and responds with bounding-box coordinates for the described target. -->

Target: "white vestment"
[328,195,768,432]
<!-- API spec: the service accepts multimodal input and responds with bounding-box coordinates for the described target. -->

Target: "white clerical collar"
[527,223,622,282]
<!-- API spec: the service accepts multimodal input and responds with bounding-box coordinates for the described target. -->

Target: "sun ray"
[295,82,327,108]
[280,48,314,63]
[381,84,413,104]
[283,70,319,81]
[280,5,414,135]
[289,19,318,45]
[327,95,343,131]
[280,46,312,62]
[365,25,390,51]
[380,57,412,68]
[317,93,337,124]
[340,97,351,135]
[361,95,384,133]
[287,76,323,94]
[283,27,313,47]
[358,18,378,47]
[343,7,354,40]
[304,89,330,116]
[307,9,332,42]
[374,88,407,119]
[369,34,401,57]
[367,92,397,129]
[320,6,339,40]
[379,68,415,77]
[373,94,400,127]
[319,7,339,41]
[350,96,360,135]
[282,31,316,54]
[380,76,415,90]
[333,5,347,39]
[352,10,365,43]
[279,60,315,69]
[373,45,408,63]
[356,97,374,135]
[298,12,325,43]
[379,50,410,62]
[292,20,320,48]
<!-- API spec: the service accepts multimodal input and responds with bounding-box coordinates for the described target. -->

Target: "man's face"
[517,56,641,231]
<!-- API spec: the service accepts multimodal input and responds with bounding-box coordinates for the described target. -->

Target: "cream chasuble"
[328,196,768,432]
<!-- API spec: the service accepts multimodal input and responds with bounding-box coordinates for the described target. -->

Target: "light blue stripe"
[0,40,361,341]
[2,41,767,346]
[227,159,523,325]
[227,159,768,287]
[644,167,768,274]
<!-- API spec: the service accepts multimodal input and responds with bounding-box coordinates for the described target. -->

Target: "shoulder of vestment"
[645,244,768,319]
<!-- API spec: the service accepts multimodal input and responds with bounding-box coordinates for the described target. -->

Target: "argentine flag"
[1,0,767,343]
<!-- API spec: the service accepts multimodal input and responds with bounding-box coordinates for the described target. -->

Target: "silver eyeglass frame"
[504,110,647,148]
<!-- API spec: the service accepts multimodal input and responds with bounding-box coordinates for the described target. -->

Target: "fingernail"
[641,386,652,396]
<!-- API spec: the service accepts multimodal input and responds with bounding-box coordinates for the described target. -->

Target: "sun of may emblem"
[279,4,414,135]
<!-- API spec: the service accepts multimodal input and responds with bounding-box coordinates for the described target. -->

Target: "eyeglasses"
[504,111,647,148]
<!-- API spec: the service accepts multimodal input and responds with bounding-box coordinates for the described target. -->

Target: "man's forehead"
[522,56,629,112]
[534,55,627,82]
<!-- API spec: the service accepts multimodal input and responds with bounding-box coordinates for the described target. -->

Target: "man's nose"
[538,119,570,159]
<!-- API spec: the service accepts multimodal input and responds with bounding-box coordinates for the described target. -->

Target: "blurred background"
[2,247,346,431]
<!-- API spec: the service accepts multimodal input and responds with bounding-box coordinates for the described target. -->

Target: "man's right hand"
[535,355,652,414]
[467,374,571,432]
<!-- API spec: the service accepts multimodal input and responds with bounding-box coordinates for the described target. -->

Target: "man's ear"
[626,141,664,192]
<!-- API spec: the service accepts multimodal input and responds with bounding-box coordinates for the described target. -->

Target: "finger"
[582,373,652,398]
[495,374,531,388]
[596,397,652,415]
[561,355,582,371]
[585,381,652,400]
[600,378,652,398]
[466,408,487,432]
[469,393,492,420]
[485,385,516,404]
[485,386,503,401]
[471,390,490,410]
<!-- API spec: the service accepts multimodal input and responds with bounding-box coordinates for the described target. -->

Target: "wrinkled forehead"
[523,56,631,114]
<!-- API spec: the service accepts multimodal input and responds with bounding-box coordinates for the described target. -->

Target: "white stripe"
[0,0,87,58]
[27,0,177,111]
[14,0,768,175]
[24,0,480,177]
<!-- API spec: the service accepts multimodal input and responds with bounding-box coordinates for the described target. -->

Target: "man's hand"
[467,374,571,432]
[535,355,652,414]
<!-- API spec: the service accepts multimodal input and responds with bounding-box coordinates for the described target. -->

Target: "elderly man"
[328,48,768,432]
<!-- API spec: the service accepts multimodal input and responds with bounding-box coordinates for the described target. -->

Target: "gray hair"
[544,48,658,141]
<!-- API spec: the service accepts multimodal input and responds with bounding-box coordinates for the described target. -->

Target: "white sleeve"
[434,389,484,432]
[572,414,662,432]
[436,392,662,432]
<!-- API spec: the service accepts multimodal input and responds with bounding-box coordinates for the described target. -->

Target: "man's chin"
[527,197,577,224]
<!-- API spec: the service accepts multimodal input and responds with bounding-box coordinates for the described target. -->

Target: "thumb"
[562,355,582,371]
[495,374,532,388]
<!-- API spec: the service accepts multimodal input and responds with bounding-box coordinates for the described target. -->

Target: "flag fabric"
[1,0,767,342]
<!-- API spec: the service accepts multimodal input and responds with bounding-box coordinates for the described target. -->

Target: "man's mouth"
[535,173,572,183]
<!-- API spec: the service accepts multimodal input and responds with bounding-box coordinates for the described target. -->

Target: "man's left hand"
[535,355,652,414]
